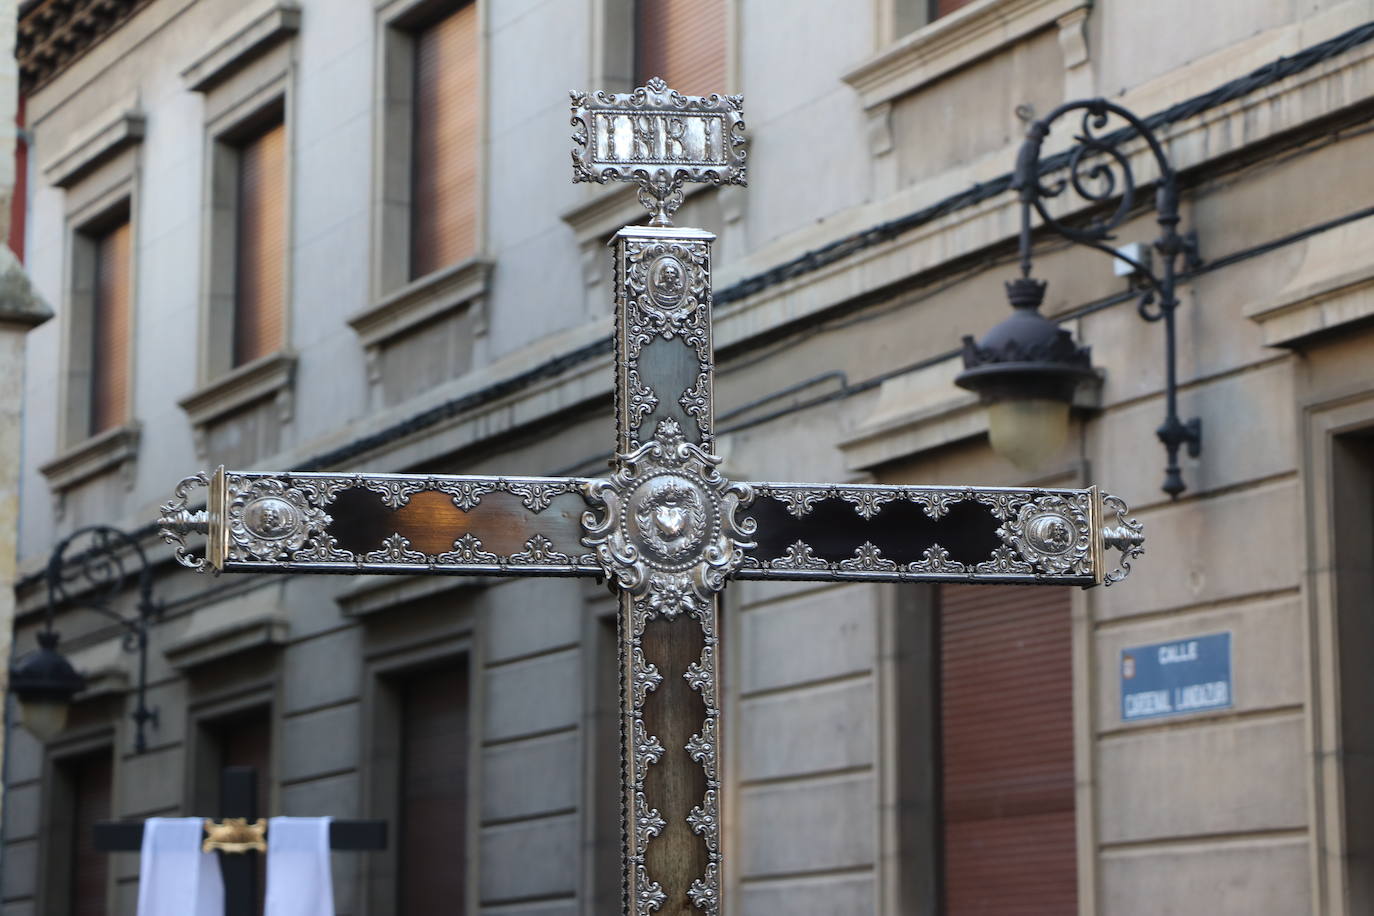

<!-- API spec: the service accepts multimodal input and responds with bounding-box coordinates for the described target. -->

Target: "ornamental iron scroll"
[571,78,747,226]
[1014,98,1203,498]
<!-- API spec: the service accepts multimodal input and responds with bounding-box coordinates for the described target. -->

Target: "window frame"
[37,732,118,916]
[371,0,488,300]
[39,120,143,501]
[362,628,476,915]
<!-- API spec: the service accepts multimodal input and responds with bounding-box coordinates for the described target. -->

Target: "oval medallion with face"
[1026,513,1074,555]
[241,496,301,541]
[647,254,687,307]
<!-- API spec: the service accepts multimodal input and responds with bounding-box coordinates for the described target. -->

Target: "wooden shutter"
[234,121,287,367]
[217,708,273,818]
[89,220,131,436]
[70,748,113,916]
[636,0,727,96]
[936,0,978,17]
[399,662,470,914]
[411,3,479,280]
[215,708,272,912]
[939,584,1077,914]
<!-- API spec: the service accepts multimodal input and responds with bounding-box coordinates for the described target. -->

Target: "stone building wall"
[7,0,1374,913]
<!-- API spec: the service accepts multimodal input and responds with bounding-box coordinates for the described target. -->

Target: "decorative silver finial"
[1101,493,1145,585]
[570,78,747,226]
[159,472,212,572]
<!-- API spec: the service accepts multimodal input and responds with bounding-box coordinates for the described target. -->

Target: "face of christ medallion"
[157,79,1146,916]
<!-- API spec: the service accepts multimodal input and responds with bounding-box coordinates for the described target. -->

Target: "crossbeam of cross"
[157,80,1145,916]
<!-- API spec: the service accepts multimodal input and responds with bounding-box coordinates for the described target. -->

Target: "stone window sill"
[39,422,140,493]
[178,350,296,453]
[349,257,492,374]
[165,613,288,671]
[842,0,1090,110]
[1245,218,1374,348]
[181,1,301,92]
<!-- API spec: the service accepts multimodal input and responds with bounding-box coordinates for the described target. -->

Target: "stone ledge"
[1245,216,1374,347]
[336,573,492,618]
[41,107,145,189]
[181,1,301,92]
[842,0,1089,110]
[351,257,492,349]
[164,613,288,671]
[178,350,296,455]
[38,422,140,493]
[838,354,1102,470]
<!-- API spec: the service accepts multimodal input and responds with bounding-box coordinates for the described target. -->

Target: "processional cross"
[93,766,385,916]
[158,80,1146,915]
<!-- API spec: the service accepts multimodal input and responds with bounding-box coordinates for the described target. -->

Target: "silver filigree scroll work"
[571,77,747,226]
[583,418,748,916]
[582,418,755,617]
[1100,492,1146,585]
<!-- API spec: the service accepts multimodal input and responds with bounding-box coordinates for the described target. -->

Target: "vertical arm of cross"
[608,226,724,914]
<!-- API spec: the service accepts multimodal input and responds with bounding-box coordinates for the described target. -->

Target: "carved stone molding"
[348,258,492,384]
[42,107,145,189]
[18,0,154,93]
[181,1,301,92]
[178,350,297,458]
[38,421,140,497]
[842,0,1092,111]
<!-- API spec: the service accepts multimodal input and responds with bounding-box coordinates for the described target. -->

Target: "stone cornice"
[180,1,301,92]
[41,105,144,189]
[18,0,155,93]
[842,0,1090,110]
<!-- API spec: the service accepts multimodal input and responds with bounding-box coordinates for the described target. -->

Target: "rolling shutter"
[939,584,1077,914]
[400,662,470,914]
[937,0,978,16]
[89,220,131,435]
[411,3,479,279]
[635,0,727,96]
[234,121,287,367]
[70,748,113,916]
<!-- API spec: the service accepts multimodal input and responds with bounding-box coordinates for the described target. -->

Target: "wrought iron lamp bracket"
[1014,97,1204,498]
[42,525,164,752]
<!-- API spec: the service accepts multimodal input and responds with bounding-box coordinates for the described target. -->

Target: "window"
[893,0,978,36]
[394,661,470,914]
[48,746,114,916]
[936,584,1076,913]
[195,705,273,912]
[409,3,479,280]
[634,0,727,95]
[1332,430,1374,910]
[232,122,287,368]
[87,218,132,437]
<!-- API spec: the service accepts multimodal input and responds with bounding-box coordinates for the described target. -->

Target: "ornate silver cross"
[159,80,1144,915]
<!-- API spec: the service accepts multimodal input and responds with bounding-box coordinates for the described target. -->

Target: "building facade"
[6,0,1374,913]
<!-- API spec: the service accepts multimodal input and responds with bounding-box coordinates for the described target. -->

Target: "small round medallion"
[647,254,687,307]
[1025,513,1074,555]
[241,496,301,541]
[623,471,718,571]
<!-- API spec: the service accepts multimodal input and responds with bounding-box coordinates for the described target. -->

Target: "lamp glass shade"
[16,696,70,743]
[987,397,1071,469]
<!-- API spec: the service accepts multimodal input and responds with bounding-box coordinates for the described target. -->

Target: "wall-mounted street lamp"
[957,98,1203,498]
[9,526,160,751]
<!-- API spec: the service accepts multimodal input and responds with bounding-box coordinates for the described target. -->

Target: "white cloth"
[136,817,225,916]
[265,816,335,916]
